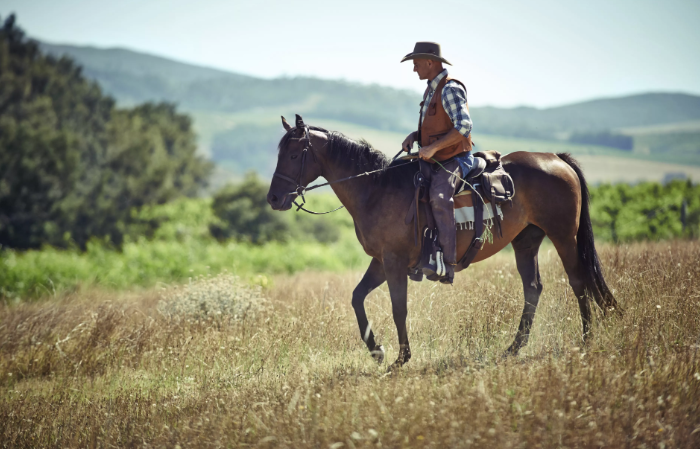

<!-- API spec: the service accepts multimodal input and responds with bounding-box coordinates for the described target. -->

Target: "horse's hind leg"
[548,234,592,343]
[506,225,546,356]
[352,258,387,363]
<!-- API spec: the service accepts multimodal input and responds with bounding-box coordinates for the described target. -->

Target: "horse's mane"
[278,127,416,188]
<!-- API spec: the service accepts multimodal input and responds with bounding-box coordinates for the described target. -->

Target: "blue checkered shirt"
[420,69,472,138]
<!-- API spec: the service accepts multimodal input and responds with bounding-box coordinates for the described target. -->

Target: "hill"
[40,42,420,132]
[40,42,700,136]
[476,93,700,139]
[40,42,700,181]
[39,43,251,99]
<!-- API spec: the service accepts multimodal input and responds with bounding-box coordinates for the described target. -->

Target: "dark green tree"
[209,172,345,244]
[209,172,292,243]
[590,180,700,242]
[0,15,212,249]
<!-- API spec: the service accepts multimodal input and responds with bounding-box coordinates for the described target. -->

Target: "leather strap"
[405,171,427,247]
[457,184,486,269]
[416,86,430,144]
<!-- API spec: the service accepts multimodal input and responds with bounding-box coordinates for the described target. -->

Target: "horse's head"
[267,114,327,211]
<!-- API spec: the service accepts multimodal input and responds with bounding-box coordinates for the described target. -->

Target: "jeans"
[455,152,475,178]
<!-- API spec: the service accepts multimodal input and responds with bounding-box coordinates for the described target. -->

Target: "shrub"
[210,173,346,244]
[210,172,292,243]
[157,273,267,321]
[590,179,700,242]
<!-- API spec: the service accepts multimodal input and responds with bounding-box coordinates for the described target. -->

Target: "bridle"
[272,125,345,215]
[272,125,418,215]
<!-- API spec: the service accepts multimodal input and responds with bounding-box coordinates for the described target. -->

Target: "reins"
[274,128,418,215]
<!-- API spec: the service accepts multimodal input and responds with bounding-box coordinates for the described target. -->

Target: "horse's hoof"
[370,345,385,364]
[387,347,411,371]
[387,360,404,372]
[503,344,520,358]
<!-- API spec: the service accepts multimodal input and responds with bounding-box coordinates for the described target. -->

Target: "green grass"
[0,196,368,301]
[0,235,369,301]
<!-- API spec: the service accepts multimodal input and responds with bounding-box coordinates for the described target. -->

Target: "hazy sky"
[3,0,699,107]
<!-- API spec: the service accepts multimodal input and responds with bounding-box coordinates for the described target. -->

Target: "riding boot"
[433,205,457,284]
[428,160,461,285]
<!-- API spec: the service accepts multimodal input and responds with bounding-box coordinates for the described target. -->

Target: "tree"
[209,173,291,243]
[0,15,212,249]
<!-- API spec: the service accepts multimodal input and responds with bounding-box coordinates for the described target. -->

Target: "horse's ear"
[295,114,305,129]
[281,116,292,131]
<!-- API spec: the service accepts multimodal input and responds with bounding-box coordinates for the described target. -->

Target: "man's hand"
[419,144,439,161]
[401,131,417,152]
[419,129,468,161]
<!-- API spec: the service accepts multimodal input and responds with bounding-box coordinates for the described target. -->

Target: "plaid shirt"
[420,69,472,138]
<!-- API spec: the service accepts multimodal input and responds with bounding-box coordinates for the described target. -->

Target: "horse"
[267,115,620,369]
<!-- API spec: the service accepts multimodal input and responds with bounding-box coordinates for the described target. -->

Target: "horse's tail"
[556,153,622,316]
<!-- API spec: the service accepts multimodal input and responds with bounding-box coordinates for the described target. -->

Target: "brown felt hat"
[400,41,451,65]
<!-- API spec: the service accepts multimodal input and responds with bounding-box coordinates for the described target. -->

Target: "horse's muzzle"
[267,191,295,211]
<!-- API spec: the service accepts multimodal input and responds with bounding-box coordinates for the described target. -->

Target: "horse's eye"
[291,154,298,160]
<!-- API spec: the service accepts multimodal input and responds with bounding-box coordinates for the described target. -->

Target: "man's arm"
[402,131,418,152]
[418,128,467,160]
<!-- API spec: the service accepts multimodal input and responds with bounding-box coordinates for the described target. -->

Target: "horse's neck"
[321,154,381,222]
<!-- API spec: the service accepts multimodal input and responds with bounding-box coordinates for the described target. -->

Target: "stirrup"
[422,247,446,279]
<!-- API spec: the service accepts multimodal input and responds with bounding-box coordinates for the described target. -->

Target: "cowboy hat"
[400,41,451,65]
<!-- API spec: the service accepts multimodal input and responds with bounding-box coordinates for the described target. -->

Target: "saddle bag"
[473,151,515,204]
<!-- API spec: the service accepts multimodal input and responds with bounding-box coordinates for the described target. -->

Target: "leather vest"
[418,76,472,162]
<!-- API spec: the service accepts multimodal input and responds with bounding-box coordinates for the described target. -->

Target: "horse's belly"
[455,202,528,268]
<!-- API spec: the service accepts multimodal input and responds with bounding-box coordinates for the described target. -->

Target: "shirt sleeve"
[441,81,472,138]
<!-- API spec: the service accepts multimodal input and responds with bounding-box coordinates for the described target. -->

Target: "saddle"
[406,150,515,282]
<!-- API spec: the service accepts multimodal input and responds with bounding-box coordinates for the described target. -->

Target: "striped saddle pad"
[454,190,503,231]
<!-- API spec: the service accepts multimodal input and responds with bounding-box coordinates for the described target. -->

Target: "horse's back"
[502,151,580,184]
[502,151,583,238]
[457,151,583,265]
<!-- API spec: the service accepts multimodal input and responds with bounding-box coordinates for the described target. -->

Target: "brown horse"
[267,115,620,368]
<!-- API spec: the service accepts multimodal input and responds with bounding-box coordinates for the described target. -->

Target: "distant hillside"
[39,43,251,109]
[40,43,700,136]
[39,42,700,179]
[476,93,700,139]
[40,43,250,86]
[40,42,420,132]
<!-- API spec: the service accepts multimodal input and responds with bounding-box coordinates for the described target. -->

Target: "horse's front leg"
[383,253,411,369]
[352,258,387,363]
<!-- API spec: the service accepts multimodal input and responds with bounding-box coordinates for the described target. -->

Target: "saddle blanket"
[454,190,503,230]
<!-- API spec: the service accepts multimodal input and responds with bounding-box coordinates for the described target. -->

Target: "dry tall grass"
[1,241,699,448]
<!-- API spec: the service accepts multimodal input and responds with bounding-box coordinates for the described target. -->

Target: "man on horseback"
[401,42,474,284]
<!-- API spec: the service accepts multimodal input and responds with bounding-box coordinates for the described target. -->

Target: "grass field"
[2,241,699,447]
